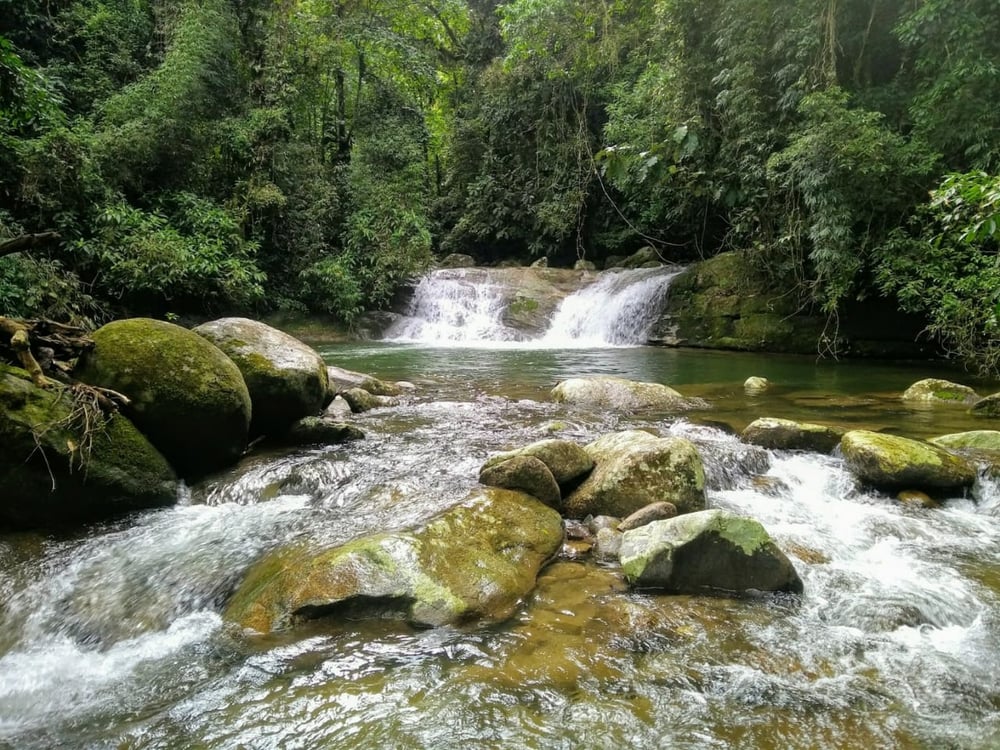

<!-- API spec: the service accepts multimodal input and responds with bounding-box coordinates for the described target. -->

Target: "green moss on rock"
[194,318,330,437]
[224,488,563,632]
[839,430,977,495]
[902,378,979,405]
[76,318,251,479]
[742,417,844,453]
[0,364,177,528]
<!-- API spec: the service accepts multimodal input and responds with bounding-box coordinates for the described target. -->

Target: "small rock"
[438,253,476,269]
[744,376,770,395]
[594,527,623,561]
[481,439,594,489]
[530,257,549,268]
[563,519,591,540]
[902,378,979,405]
[341,388,398,413]
[742,417,844,453]
[618,502,678,532]
[970,393,1000,418]
[751,475,790,497]
[324,396,353,419]
[479,456,562,508]
[552,376,695,412]
[279,418,365,447]
[587,515,621,534]
[896,490,939,509]
[573,260,597,271]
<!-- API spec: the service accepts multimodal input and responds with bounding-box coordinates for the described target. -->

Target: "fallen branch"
[0,232,62,258]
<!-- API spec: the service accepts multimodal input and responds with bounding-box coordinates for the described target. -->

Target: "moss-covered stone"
[75,318,251,479]
[194,318,330,436]
[619,509,802,594]
[326,366,403,398]
[224,488,563,632]
[478,456,561,508]
[742,417,844,453]
[0,364,177,528]
[839,430,977,495]
[563,430,706,518]
[744,376,770,394]
[341,387,397,413]
[901,378,979,405]
[481,438,594,488]
[970,392,1000,418]
[650,251,931,356]
[929,431,1000,453]
[551,376,696,412]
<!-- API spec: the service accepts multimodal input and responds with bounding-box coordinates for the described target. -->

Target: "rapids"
[2,269,1000,748]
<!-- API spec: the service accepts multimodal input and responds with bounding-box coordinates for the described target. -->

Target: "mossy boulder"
[224,488,563,632]
[75,318,251,479]
[0,364,177,528]
[742,417,844,453]
[901,378,980,405]
[839,430,977,495]
[970,393,1000,418]
[481,438,594,489]
[194,318,330,436]
[619,509,803,594]
[551,376,695,412]
[620,246,662,269]
[563,430,706,518]
[478,456,561,508]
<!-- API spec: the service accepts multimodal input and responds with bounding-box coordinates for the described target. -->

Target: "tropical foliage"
[1,0,999,371]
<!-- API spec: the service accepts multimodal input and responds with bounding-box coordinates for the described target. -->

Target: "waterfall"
[540,267,682,346]
[384,266,681,347]
[383,269,520,344]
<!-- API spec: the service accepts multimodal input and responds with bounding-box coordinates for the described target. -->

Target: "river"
[2,268,999,748]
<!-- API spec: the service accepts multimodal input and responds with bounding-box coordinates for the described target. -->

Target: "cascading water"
[540,266,682,346]
[383,269,519,344]
[383,266,681,347]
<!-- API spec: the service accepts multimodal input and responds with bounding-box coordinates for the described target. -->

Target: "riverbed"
[2,337,1000,749]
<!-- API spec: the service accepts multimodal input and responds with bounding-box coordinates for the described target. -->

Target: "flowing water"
[3,270,1000,749]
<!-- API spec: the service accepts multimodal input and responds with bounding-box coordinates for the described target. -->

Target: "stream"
[2,268,1000,749]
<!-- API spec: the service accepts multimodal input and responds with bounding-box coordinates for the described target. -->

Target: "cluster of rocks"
[0,317,371,528]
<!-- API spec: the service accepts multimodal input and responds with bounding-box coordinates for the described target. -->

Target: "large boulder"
[224,488,563,632]
[0,365,177,528]
[551,376,694,412]
[619,509,802,594]
[902,378,979,405]
[479,456,561,508]
[742,417,844,453]
[839,430,977,495]
[563,430,706,518]
[481,439,594,489]
[76,319,251,479]
[194,318,329,437]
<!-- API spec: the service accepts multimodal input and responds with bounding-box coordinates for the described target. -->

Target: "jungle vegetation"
[1,0,998,371]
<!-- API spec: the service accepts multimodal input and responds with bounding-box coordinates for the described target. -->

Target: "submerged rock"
[742,417,844,453]
[619,509,803,595]
[481,438,594,489]
[970,393,1000,418]
[563,430,706,518]
[327,366,403,397]
[75,318,251,479]
[896,490,939,509]
[341,387,398,413]
[743,376,770,395]
[278,417,365,447]
[194,318,330,437]
[0,364,177,528]
[930,430,1000,453]
[901,378,979,406]
[224,488,563,632]
[551,376,694,411]
[478,456,561,508]
[839,430,977,495]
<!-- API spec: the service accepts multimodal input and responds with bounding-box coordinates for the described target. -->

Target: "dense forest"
[1,0,999,370]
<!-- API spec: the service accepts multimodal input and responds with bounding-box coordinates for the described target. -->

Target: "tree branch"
[0,232,62,258]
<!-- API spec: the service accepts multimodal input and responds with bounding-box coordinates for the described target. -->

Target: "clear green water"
[2,341,1000,750]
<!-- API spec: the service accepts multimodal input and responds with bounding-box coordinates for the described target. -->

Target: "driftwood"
[0,317,129,412]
